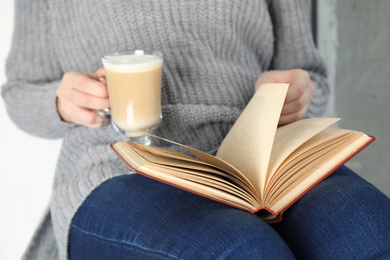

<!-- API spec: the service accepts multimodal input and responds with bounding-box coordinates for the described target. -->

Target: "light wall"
[0,2,62,259]
[333,0,390,197]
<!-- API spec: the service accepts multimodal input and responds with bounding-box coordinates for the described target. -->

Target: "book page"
[266,133,352,202]
[141,135,259,196]
[265,128,357,201]
[112,142,260,212]
[270,127,356,186]
[268,132,372,213]
[131,143,257,198]
[216,83,289,198]
[266,118,340,186]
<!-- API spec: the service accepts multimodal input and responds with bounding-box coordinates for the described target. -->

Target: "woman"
[3,0,390,259]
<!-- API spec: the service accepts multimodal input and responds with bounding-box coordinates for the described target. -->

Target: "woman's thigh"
[69,174,294,259]
[273,165,390,260]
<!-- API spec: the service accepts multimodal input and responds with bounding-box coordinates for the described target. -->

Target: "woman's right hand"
[56,69,109,128]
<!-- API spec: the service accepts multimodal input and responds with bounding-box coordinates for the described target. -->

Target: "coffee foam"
[103,55,162,73]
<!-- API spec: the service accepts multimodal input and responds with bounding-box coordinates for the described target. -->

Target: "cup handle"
[95,76,111,121]
[96,108,111,121]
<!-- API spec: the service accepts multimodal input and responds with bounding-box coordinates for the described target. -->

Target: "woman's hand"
[255,69,315,126]
[56,68,109,128]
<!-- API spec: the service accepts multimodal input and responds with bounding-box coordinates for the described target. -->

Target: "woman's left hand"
[255,69,315,126]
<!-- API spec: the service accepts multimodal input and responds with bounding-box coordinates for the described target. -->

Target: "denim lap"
[273,165,390,259]
[69,174,294,259]
[69,166,390,259]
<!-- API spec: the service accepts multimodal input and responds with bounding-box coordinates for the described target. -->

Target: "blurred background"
[0,2,62,260]
[1,1,389,259]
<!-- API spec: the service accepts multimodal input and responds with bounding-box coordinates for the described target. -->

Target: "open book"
[111,83,375,222]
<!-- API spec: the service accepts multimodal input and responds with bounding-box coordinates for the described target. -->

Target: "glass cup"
[102,50,163,145]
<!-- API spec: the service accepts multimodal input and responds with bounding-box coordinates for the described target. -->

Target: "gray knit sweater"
[2,0,329,259]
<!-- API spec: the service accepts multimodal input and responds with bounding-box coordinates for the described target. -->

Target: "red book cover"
[110,135,376,223]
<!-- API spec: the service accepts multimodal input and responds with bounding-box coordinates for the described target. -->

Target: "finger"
[284,77,313,103]
[70,106,108,127]
[96,67,106,78]
[85,110,109,128]
[96,68,107,85]
[69,90,110,110]
[284,71,313,103]
[281,88,313,115]
[278,108,308,126]
[97,76,107,85]
[281,99,304,116]
[72,73,109,98]
[284,85,305,103]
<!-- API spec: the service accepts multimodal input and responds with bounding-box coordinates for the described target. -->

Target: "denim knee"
[70,174,295,259]
[273,165,390,259]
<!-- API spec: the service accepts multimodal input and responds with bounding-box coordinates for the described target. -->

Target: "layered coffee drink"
[102,51,163,138]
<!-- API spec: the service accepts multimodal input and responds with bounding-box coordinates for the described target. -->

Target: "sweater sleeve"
[266,0,330,117]
[1,0,70,139]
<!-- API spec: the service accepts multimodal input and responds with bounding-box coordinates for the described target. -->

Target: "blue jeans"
[69,166,390,259]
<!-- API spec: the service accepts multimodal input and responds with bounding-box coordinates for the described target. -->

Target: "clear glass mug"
[101,50,163,145]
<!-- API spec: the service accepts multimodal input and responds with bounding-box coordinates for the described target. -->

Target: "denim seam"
[71,225,178,259]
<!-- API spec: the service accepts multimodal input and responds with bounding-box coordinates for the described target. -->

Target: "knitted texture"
[2,0,329,259]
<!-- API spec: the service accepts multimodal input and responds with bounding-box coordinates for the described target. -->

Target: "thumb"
[96,67,106,78]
